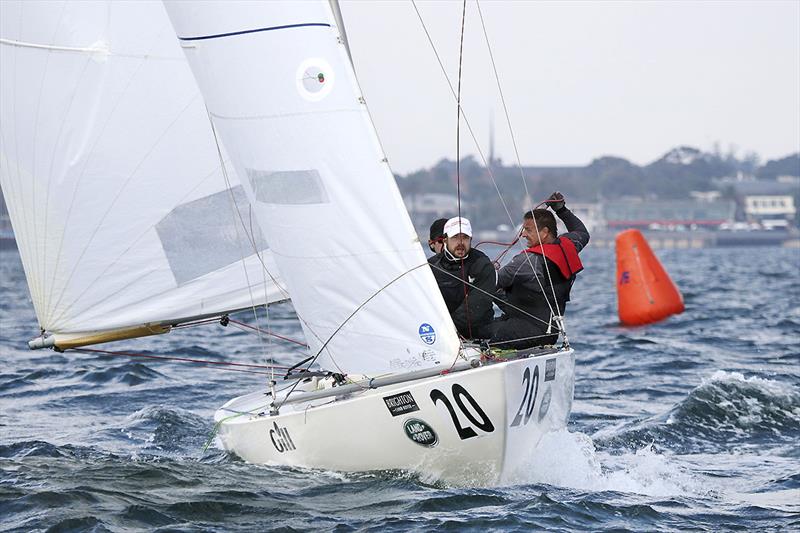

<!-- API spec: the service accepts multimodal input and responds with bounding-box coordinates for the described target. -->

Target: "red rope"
[227,319,308,347]
[476,196,562,267]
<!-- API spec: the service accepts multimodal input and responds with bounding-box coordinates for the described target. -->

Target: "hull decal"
[404,419,438,447]
[430,384,495,440]
[269,422,296,453]
[545,358,557,381]
[383,391,420,417]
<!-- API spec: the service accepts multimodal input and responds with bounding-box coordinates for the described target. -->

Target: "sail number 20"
[430,384,495,440]
[511,366,540,427]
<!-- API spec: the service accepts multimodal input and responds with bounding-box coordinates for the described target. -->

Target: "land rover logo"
[404,418,438,447]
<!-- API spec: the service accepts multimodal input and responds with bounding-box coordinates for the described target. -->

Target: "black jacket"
[428,248,495,339]
[496,207,590,330]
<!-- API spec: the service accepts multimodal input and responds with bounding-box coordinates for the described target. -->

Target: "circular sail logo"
[403,418,438,447]
[418,323,436,345]
[296,58,334,102]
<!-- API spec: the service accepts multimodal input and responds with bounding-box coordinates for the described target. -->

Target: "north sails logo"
[418,323,436,345]
[269,421,296,453]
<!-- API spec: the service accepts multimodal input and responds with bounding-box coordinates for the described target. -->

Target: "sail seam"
[208,108,358,122]
[177,23,331,42]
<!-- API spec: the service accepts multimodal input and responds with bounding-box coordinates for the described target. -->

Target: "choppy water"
[1,245,799,531]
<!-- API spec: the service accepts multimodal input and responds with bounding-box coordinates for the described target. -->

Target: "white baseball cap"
[443,216,473,238]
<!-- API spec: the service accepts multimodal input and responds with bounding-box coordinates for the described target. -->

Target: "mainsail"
[163,1,461,375]
[0,1,286,347]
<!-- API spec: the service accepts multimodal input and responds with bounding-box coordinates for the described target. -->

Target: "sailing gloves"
[547,191,566,213]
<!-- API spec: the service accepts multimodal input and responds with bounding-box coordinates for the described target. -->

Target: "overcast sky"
[340,0,800,174]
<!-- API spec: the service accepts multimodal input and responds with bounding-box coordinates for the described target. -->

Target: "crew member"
[491,192,589,349]
[429,216,495,339]
[427,217,448,254]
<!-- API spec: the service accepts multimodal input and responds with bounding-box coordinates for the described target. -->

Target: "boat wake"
[504,429,709,498]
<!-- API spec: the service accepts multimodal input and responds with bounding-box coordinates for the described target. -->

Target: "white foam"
[504,429,711,498]
[703,370,794,396]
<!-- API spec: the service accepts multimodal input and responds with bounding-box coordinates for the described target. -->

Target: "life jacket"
[524,237,583,280]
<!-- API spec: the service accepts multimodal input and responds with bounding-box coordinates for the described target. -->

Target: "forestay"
[163,1,461,376]
[0,0,286,338]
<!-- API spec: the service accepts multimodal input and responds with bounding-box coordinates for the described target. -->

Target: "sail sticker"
[545,358,557,382]
[420,349,440,363]
[418,323,436,345]
[403,418,438,447]
[269,421,296,453]
[296,58,335,101]
[619,271,631,285]
[383,391,420,417]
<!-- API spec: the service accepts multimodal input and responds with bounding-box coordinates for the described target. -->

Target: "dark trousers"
[489,316,558,350]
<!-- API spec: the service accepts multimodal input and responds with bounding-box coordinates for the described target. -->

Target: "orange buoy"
[616,229,684,326]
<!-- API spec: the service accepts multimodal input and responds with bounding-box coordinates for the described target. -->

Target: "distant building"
[729,180,797,230]
[404,192,467,226]
[563,203,604,234]
[603,199,735,230]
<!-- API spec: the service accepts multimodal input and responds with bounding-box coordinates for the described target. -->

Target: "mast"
[328,0,353,65]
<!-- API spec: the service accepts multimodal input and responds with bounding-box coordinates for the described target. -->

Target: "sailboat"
[1,0,575,485]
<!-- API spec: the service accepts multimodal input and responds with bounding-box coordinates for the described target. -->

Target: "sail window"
[156,186,269,285]
[247,169,330,205]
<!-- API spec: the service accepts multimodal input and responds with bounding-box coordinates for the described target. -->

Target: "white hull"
[214,348,575,486]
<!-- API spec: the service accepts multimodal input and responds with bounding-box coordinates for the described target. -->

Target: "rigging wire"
[226,318,308,348]
[475,0,564,321]
[207,110,273,376]
[410,0,561,327]
[275,262,436,410]
[454,0,473,341]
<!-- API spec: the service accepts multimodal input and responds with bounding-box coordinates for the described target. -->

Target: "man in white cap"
[427,216,496,339]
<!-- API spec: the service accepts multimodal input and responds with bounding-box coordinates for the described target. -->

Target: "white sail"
[162,1,461,375]
[0,0,286,338]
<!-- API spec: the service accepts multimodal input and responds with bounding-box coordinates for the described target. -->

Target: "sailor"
[427,217,448,254]
[491,192,589,349]
[428,216,496,339]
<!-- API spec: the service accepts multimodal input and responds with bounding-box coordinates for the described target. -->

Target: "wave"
[118,405,211,454]
[595,371,800,453]
[77,361,166,386]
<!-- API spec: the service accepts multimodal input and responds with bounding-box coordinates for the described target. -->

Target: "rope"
[227,318,308,348]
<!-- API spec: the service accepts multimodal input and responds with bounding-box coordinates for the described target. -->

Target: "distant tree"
[757,153,800,179]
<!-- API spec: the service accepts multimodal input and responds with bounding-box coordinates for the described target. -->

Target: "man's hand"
[546,191,566,212]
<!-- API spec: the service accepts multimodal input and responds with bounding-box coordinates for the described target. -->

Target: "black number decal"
[511,366,540,428]
[430,385,494,440]
[511,367,531,427]
[525,366,540,425]
[430,388,477,439]
[452,384,495,433]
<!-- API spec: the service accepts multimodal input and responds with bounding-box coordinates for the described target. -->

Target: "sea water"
[1,245,798,531]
